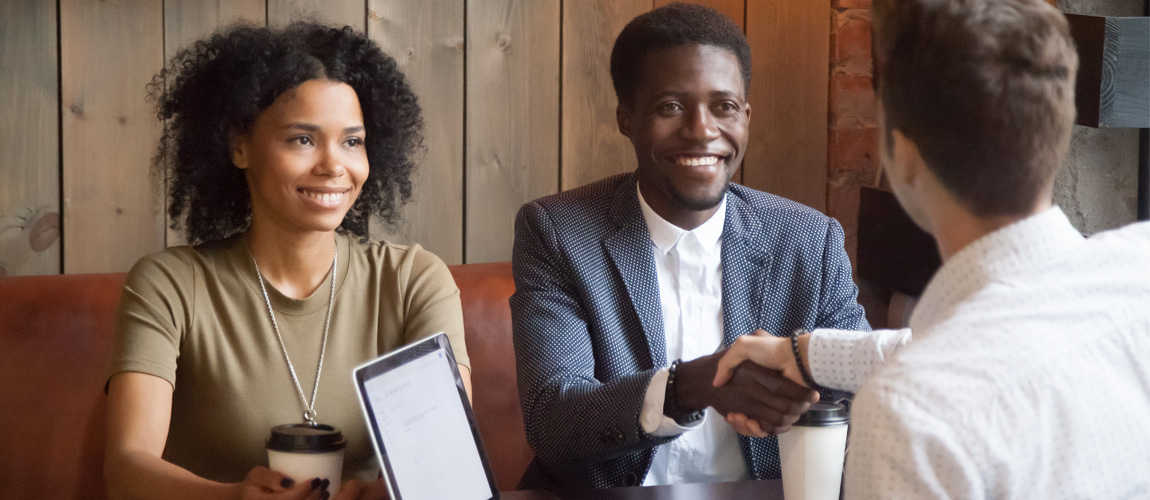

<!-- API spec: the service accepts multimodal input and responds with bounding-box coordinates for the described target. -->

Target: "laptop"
[352,333,500,500]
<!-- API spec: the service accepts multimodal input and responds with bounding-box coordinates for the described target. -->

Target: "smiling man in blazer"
[509,3,870,490]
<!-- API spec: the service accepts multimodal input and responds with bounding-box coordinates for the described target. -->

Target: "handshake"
[671,330,815,437]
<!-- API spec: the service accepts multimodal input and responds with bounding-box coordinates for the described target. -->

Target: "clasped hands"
[672,330,813,438]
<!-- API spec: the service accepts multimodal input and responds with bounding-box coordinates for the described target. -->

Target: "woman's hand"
[712,330,807,388]
[234,467,332,500]
[332,478,390,500]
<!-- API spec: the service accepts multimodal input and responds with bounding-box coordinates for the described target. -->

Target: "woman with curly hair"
[104,22,468,500]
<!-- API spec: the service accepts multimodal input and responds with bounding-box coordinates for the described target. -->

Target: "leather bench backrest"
[0,263,531,498]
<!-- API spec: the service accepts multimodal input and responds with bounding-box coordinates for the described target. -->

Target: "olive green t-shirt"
[110,232,469,483]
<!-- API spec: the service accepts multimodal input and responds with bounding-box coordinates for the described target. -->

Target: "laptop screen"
[354,334,498,500]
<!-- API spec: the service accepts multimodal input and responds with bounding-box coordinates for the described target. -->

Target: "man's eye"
[718,102,739,112]
[660,102,682,112]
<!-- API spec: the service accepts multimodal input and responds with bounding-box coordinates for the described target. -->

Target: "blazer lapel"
[720,192,773,348]
[602,175,666,370]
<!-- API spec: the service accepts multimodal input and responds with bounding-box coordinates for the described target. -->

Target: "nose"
[681,105,721,142]
[313,141,347,177]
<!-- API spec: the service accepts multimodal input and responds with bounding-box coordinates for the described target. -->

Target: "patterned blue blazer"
[510,173,870,490]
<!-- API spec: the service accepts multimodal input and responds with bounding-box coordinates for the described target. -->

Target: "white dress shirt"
[635,185,749,486]
[807,207,1150,499]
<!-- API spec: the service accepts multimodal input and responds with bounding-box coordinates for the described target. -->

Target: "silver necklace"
[249,241,336,425]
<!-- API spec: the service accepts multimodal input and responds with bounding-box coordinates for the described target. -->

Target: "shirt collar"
[909,206,1084,333]
[637,183,726,256]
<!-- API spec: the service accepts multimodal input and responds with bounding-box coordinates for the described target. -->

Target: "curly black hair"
[610,3,751,107]
[149,22,422,245]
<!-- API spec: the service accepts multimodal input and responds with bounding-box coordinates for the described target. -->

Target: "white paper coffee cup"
[778,402,849,500]
[267,423,347,496]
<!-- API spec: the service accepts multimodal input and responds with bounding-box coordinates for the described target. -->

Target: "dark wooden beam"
[1066,14,1150,129]
[857,187,942,297]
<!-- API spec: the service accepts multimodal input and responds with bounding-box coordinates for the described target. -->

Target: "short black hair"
[610,3,751,107]
[150,22,423,245]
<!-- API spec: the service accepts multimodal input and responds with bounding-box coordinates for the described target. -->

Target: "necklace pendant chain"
[250,238,337,426]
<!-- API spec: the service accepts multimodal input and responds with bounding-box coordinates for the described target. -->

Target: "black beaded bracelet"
[665,359,704,425]
[791,329,820,390]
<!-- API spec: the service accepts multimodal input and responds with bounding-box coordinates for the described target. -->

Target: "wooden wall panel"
[560,0,652,191]
[465,0,560,263]
[163,0,266,247]
[0,0,60,278]
[743,0,830,212]
[367,0,465,264]
[654,0,744,28]
[269,0,364,30]
[61,0,165,274]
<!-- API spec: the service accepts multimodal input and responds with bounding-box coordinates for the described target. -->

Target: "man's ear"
[231,134,250,170]
[890,129,924,188]
[616,103,632,139]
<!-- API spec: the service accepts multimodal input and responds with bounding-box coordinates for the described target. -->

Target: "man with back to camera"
[714,0,1150,497]
[509,3,870,490]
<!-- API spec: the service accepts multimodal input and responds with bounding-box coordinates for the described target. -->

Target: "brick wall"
[827,0,889,327]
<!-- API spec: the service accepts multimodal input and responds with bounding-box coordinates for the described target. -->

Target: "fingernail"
[281,477,295,489]
[320,491,330,500]
[311,478,323,489]
[321,478,330,489]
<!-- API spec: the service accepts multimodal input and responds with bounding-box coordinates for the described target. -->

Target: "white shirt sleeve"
[807,328,912,393]
[640,368,707,436]
[845,382,985,500]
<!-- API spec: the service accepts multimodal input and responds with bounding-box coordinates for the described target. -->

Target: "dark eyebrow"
[283,123,365,134]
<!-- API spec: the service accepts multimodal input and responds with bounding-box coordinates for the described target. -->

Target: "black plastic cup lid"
[267,423,347,453]
[794,402,849,427]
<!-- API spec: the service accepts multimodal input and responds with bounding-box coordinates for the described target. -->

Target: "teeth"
[677,156,719,167]
[304,191,345,203]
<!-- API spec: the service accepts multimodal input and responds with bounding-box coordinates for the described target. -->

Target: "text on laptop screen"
[363,348,490,500]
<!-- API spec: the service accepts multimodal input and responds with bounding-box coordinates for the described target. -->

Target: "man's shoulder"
[727,183,837,229]
[517,173,632,234]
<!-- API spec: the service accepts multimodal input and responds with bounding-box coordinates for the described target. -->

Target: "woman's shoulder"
[347,234,451,276]
[125,235,243,288]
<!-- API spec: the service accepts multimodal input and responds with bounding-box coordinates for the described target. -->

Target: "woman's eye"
[292,136,314,146]
[346,137,364,148]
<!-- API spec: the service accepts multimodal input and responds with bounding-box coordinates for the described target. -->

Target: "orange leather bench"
[0,262,532,499]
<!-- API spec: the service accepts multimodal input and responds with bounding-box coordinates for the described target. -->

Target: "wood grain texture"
[367,0,465,264]
[561,0,651,191]
[268,0,364,30]
[163,0,266,247]
[0,0,60,277]
[653,0,744,28]
[466,0,560,263]
[61,0,165,273]
[743,0,829,212]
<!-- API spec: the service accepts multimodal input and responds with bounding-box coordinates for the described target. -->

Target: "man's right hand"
[672,348,817,435]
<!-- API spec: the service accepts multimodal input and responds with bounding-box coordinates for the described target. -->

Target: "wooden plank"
[653,0,744,29]
[0,0,60,277]
[743,0,829,212]
[268,0,364,30]
[164,0,266,247]
[367,0,464,264]
[1066,14,1149,128]
[61,0,165,274]
[561,0,652,191]
[465,0,560,264]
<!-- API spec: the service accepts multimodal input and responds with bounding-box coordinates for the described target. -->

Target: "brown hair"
[873,0,1078,217]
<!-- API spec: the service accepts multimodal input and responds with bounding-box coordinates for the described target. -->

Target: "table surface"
[500,480,784,500]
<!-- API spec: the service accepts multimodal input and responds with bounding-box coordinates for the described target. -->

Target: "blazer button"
[614,430,625,444]
[623,472,638,486]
